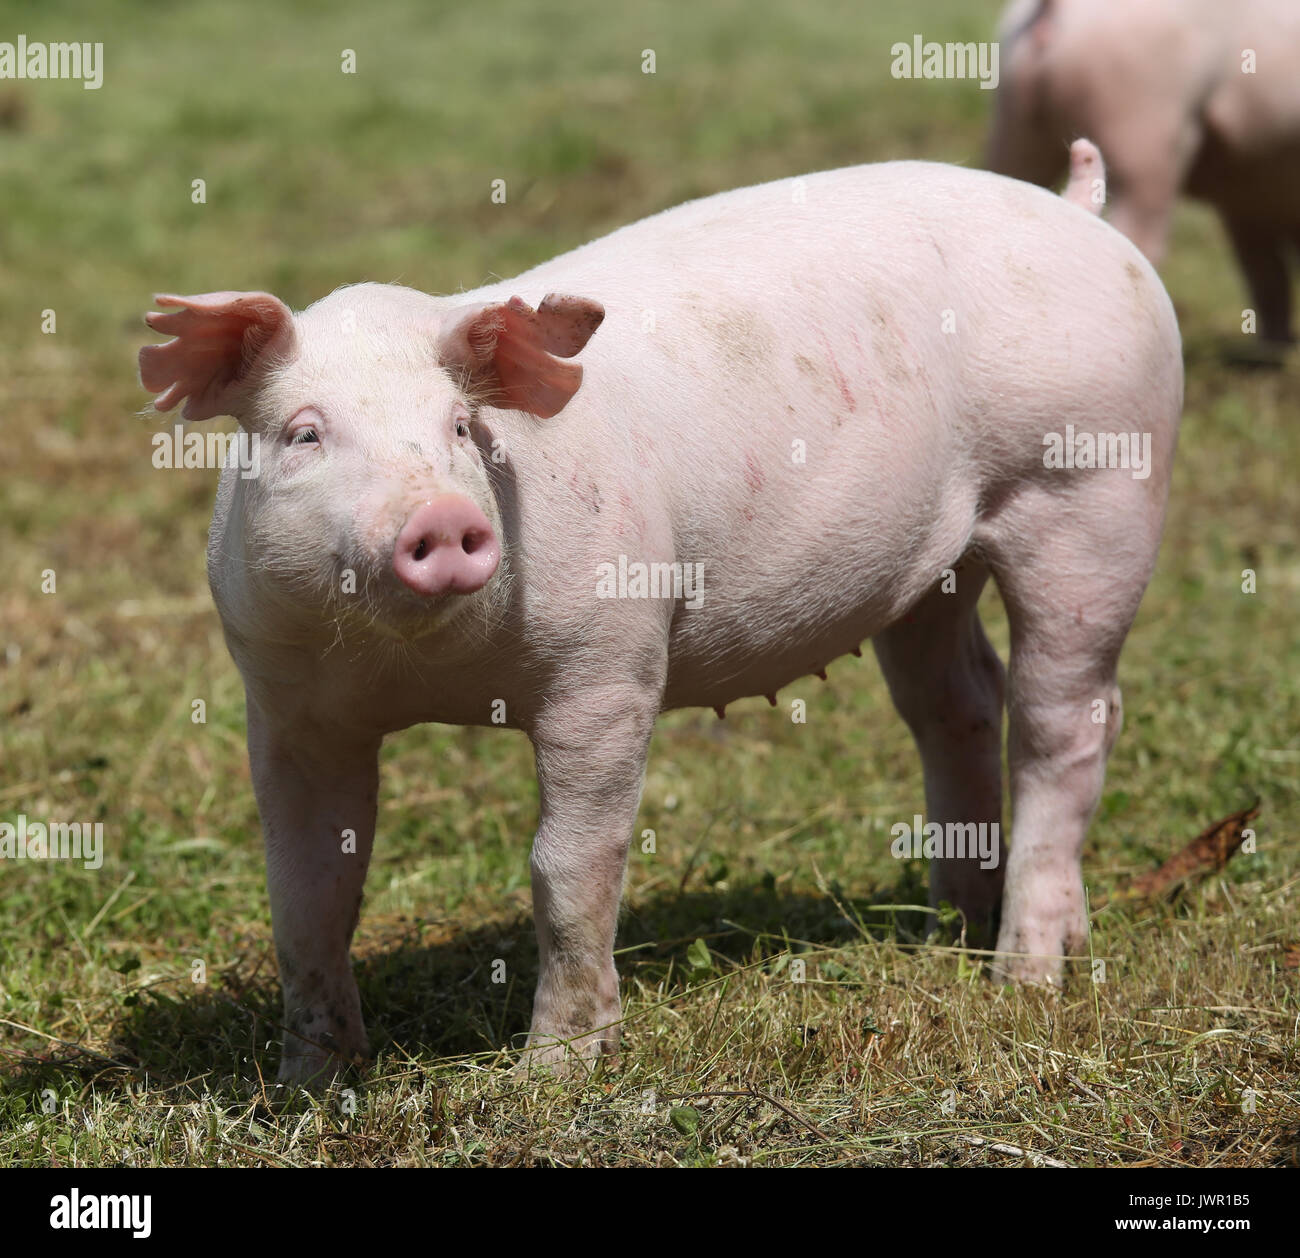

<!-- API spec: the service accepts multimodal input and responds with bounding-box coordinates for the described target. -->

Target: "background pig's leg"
[247,701,380,1085]
[1105,171,1180,268]
[871,563,1005,945]
[986,498,1157,986]
[1222,214,1294,345]
[1101,115,1202,268]
[522,683,660,1071]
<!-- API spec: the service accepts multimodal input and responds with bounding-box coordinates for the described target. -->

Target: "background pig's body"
[188,162,1181,1082]
[990,0,1300,344]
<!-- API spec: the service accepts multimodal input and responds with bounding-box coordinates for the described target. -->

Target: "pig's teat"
[392,495,500,597]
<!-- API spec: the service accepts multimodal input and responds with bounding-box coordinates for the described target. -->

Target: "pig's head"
[139,284,603,640]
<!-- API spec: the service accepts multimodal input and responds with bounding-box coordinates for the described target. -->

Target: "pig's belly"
[658,504,974,712]
[660,599,890,711]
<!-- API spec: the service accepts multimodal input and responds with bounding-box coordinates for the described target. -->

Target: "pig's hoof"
[275,1046,364,1093]
[989,952,1066,987]
[275,1059,338,1093]
[989,917,1087,986]
[515,1027,619,1079]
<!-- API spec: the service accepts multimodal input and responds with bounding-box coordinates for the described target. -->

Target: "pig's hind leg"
[982,484,1161,985]
[872,560,1006,947]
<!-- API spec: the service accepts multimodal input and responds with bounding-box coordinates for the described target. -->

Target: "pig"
[139,156,1182,1085]
[989,0,1300,345]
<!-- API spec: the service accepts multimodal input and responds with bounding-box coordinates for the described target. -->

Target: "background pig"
[989,0,1300,345]
[140,159,1182,1085]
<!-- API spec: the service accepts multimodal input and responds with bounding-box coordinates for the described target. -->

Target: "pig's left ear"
[139,291,295,422]
[439,293,604,418]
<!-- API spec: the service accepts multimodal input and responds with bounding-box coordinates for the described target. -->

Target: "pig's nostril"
[462,530,486,555]
[412,538,428,561]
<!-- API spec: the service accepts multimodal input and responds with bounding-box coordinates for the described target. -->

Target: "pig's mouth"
[382,584,489,639]
[323,547,510,646]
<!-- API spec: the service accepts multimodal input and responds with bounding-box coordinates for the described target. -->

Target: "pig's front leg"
[246,700,381,1087]
[521,685,659,1072]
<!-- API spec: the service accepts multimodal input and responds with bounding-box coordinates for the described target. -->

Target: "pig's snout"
[393,496,500,597]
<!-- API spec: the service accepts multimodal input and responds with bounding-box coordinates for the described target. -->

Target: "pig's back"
[501,159,1175,446]
[497,159,1177,506]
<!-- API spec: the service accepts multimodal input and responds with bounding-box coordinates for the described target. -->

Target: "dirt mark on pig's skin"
[1123,259,1160,323]
[707,307,775,371]
[568,461,602,513]
[869,310,915,389]
[814,330,857,413]
[743,451,765,492]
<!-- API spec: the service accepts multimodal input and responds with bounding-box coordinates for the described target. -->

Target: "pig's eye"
[455,420,471,439]
[289,427,319,446]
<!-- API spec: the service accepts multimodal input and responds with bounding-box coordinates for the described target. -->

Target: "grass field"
[1,0,1297,1167]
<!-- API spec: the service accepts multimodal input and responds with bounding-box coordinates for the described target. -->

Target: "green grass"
[0,0,1297,1167]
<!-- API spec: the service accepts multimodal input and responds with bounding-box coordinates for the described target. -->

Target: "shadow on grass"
[2,865,940,1108]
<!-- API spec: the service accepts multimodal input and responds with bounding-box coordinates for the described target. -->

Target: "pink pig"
[989,0,1300,344]
[140,155,1182,1085]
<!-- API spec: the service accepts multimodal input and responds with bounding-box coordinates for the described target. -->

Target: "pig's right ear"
[438,293,604,418]
[139,291,295,421]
